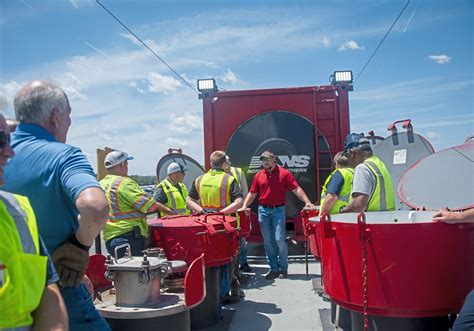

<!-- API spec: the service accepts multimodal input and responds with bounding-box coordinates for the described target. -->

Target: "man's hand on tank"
[304,202,316,209]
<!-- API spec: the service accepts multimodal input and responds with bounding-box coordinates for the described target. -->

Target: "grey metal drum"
[373,128,434,210]
[156,152,205,191]
[398,140,474,211]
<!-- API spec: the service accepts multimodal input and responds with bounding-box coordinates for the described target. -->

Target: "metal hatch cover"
[372,123,435,210]
[156,152,205,191]
[398,141,474,211]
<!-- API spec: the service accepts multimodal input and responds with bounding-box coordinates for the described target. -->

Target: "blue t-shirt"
[325,170,344,196]
[3,123,101,254]
[39,236,60,285]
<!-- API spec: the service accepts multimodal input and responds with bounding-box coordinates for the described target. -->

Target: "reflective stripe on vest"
[159,178,189,215]
[0,192,47,329]
[106,177,146,222]
[364,156,395,212]
[196,169,233,210]
[0,192,36,254]
[320,168,354,214]
[230,167,244,189]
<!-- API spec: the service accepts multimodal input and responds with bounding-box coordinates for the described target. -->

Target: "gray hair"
[14,81,69,126]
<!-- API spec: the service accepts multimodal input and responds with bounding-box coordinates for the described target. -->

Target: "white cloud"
[70,0,79,8]
[403,9,416,33]
[219,68,241,85]
[322,36,330,47]
[426,131,439,140]
[147,72,182,95]
[165,137,190,149]
[339,40,364,51]
[129,81,147,94]
[168,112,202,133]
[428,54,451,64]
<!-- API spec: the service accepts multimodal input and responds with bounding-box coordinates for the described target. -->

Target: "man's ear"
[50,107,60,129]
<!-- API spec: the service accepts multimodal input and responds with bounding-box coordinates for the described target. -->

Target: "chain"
[362,229,369,331]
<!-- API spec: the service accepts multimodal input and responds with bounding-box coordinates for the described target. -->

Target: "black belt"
[260,204,285,209]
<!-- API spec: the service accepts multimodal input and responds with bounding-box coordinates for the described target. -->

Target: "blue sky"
[1,0,473,175]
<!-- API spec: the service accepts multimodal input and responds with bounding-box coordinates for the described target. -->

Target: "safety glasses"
[0,131,10,149]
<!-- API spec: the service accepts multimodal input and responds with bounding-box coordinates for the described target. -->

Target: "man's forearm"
[292,187,311,204]
[150,201,175,214]
[75,187,109,246]
[221,197,243,214]
[32,283,68,330]
[320,194,338,215]
[340,194,368,213]
[186,197,204,213]
[242,192,257,209]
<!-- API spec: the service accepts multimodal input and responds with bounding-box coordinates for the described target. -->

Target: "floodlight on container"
[197,79,217,93]
[331,71,353,85]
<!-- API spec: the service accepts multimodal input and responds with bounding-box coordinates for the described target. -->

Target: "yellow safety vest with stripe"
[229,167,245,226]
[100,175,156,241]
[320,168,354,214]
[0,192,47,329]
[195,169,235,211]
[157,178,190,215]
[363,156,395,211]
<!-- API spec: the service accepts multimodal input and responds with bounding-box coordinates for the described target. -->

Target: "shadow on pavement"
[319,308,334,331]
[196,301,276,331]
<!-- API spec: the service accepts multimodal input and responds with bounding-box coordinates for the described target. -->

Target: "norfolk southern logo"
[248,155,310,174]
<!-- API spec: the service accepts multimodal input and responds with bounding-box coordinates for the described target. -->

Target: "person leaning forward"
[100,150,174,258]
[319,151,354,215]
[186,151,244,303]
[0,113,68,330]
[339,133,395,213]
[242,151,316,280]
[2,81,110,330]
[154,162,190,216]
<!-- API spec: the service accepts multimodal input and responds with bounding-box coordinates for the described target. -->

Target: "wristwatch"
[339,206,345,213]
[68,233,91,251]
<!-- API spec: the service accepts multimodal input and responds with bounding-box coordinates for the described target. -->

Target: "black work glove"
[52,237,90,288]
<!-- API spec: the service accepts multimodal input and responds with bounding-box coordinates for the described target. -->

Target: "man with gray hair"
[3,81,111,330]
[339,133,395,213]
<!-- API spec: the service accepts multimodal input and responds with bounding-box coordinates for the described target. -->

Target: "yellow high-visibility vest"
[195,169,235,210]
[157,178,190,215]
[364,156,395,211]
[320,167,354,214]
[0,192,47,329]
[100,175,155,241]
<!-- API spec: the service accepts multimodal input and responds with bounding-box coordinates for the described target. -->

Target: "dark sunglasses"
[0,131,11,149]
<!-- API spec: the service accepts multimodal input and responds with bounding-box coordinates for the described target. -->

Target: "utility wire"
[96,0,199,95]
[354,0,411,84]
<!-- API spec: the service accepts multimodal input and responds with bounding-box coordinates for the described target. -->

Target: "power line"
[96,0,199,95]
[354,0,411,84]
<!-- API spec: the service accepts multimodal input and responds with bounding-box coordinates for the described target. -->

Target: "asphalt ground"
[198,242,332,331]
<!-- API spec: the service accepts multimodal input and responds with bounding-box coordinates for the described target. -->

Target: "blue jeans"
[60,284,110,331]
[105,231,146,258]
[258,205,288,272]
[220,264,230,300]
[239,237,248,265]
[454,289,474,331]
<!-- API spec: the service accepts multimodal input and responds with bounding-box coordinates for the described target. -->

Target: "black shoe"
[278,270,288,279]
[231,287,245,298]
[222,294,241,305]
[264,271,280,280]
[240,263,252,272]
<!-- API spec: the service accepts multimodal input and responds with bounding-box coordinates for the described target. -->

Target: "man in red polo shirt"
[242,151,315,279]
